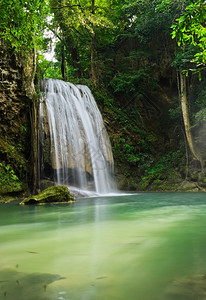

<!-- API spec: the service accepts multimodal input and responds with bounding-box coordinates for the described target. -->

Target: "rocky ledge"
[20,185,75,205]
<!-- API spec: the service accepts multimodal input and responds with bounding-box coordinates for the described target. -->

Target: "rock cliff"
[0,38,36,195]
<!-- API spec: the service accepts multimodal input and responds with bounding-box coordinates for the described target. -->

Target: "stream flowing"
[1,192,206,300]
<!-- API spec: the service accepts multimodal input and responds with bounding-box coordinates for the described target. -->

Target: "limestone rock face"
[0,38,35,193]
[0,39,34,138]
[20,185,75,205]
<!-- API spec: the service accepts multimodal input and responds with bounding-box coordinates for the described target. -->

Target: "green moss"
[20,185,75,205]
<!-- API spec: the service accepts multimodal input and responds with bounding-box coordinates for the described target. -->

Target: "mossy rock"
[20,185,75,205]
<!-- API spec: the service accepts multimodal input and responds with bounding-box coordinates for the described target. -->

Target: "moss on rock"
[20,185,75,205]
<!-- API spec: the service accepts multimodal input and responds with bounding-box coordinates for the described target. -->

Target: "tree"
[171,0,206,168]
[179,72,203,165]
[109,0,183,94]
[172,0,206,68]
[0,0,48,53]
[49,0,124,84]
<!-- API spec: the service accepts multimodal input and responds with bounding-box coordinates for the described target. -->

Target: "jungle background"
[1,0,206,197]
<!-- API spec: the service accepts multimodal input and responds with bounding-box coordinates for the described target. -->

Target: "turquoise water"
[1,192,206,299]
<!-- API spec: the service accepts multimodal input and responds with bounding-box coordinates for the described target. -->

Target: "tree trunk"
[61,44,67,81]
[91,32,98,86]
[91,0,98,86]
[31,99,39,194]
[179,72,203,169]
[30,46,39,194]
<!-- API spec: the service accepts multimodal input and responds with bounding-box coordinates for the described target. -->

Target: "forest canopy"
[0,0,48,52]
[1,0,205,79]
[1,0,206,192]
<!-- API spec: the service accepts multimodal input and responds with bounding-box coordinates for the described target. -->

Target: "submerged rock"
[20,185,74,205]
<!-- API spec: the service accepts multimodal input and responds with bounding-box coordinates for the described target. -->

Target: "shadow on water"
[0,267,65,300]
[160,273,206,300]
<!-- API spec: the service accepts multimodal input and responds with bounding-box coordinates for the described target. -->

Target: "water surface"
[1,192,206,300]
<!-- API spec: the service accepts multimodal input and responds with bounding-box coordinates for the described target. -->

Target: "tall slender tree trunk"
[91,33,97,86]
[91,0,98,86]
[30,46,39,194]
[179,72,203,169]
[31,99,39,194]
[61,44,67,81]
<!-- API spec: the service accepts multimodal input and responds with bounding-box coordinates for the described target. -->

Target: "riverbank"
[1,179,206,204]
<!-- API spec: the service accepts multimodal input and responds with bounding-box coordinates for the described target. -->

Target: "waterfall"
[39,79,116,195]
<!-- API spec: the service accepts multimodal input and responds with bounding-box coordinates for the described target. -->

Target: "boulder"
[20,185,74,205]
[39,179,55,191]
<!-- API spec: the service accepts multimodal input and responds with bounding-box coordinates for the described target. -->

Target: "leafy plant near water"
[0,162,22,193]
[140,150,184,188]
[113,138,140,164]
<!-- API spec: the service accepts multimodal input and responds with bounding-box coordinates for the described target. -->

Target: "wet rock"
[20,185,74,205]
[39,179,55,191]
[178,180,199,191]
[198,173,206,188]
[69,189,88,198]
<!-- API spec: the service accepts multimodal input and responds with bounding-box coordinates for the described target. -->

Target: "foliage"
[107,0,183,101]
[0,135,27,182]
[194,81,206,109]
[48,0,125,79]
[111,104,160,171]
[2,0,202,192]
[0,162,21,193]
[140,150,184,189]
[110,69,151,93]
[123,0,184,40]
[171,45,200,73]
[39,58,63,79]
[113,138,140,164]
[171,0,206,67]
[190,81,206,127]
[145,151,182,178]
[0,0,49,53]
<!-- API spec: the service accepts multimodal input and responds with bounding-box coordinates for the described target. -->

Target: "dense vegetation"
[1,0,206,194]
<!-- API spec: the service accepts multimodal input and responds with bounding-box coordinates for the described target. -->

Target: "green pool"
[1,192,206,300]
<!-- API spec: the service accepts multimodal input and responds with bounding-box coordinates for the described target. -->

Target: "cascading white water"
[39,79,116,195]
